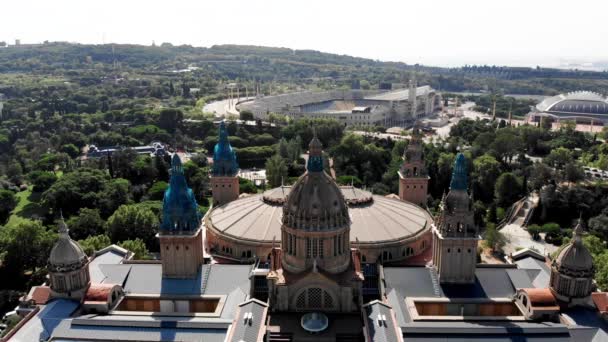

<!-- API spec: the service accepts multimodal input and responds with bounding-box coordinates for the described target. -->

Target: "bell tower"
[398,122,429,206]
[432,153,479,284]
[159,154,204,279]
[211,121,240,206]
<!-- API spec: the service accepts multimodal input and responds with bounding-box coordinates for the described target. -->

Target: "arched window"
[295,287,335,311]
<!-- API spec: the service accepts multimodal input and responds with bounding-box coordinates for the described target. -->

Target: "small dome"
[555,220,594,272]
[49,219,87,271]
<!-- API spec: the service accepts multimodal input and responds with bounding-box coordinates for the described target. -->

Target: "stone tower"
[48,216,90,300]
[398,122,429,206]
[211,121,239,206]
[409,79,418,118]
[550,218,595,306]
[432,153,479,284]
[159,154,204,279]
[267,134,363,313]
[281,134,351,274]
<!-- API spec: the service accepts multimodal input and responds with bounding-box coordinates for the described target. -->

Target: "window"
[319,239,324,258]
[333,236,337,256]
[306,238,312,258]
[295,288,335,310]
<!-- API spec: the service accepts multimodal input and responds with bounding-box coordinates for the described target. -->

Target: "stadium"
[238,81,443,127]
[530,91,608,124]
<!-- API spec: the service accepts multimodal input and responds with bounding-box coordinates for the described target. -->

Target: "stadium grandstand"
[237,81,442,127]
[530,91,608,125]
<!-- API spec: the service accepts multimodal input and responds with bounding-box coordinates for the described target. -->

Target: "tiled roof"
[227,299,268,342]
[209,192,431,244]
[592,292,608,314]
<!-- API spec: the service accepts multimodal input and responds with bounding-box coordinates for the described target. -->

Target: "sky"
[2,0,607,68]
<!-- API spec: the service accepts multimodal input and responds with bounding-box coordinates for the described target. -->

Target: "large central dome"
[282,135,349,231]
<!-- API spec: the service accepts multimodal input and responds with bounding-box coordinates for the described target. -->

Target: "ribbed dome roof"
[555,220,594,272]
[49,218,87,270]
[283,135,349,231]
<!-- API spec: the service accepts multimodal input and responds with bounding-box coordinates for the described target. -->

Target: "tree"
[43,168,113,216]
[7,161,23,186]
[484,223,507,252]
[589,213,608,242]
[78,234,111,256]
[28,171,58,192]
[265,154,288,188]
[239,178,257,194]
[527,224,542,240]
[595,252,608,290]
[494,173,521,207]
[60,144,80,158]
[66,208,106,240]
[119,239,149,260]
[0,220,56,274]
[158,108,183,132]
[529,163,553,190]
[473,154,501,202]
[564,162,584,184]
[106,204,158,248]
[147,181,168,200]
[545,147,573,169]
[239,110,254,121]
[0,190,17,222]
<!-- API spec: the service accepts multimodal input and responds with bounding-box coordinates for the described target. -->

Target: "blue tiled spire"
[306,129,324,173]
[449,153,468,191]
[212,121,239,177]
[160,154,201,233]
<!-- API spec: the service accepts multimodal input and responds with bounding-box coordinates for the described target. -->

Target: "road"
[203,97,255,117]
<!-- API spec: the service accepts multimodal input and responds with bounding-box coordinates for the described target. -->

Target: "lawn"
[5,187,49,227]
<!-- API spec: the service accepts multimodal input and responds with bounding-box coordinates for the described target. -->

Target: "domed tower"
[398,122,429,206]
[432,153,479,284]
[211,121,240,206]
[281,134,351,274]
[48,216,90,300]
[159,154,204,279]
[550,219,595,305]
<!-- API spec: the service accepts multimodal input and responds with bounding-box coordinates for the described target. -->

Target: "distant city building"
[86,141,167,158]
[530,91,608,125]
[238,81,443,127]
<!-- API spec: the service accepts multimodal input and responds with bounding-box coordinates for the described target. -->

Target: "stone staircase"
[267,331,294,342]
[336,333,365,342]
[428,266,442,297]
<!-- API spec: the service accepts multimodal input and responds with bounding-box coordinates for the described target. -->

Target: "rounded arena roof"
[537,91,608,115]
[207,186,432,244]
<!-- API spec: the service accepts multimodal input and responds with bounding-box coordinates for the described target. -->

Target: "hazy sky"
[2,0,607,68]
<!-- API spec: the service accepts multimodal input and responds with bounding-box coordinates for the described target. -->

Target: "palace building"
[7,123,608,342]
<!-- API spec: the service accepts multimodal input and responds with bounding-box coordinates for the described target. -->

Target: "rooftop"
[207,188,431,244]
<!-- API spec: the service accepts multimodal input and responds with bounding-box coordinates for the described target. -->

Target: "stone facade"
[268,136,363,313]
[211,176,240,206]
[211,121,240,206]
[432,153,479,284]
[48,218,90,300]
[158,154,204,279]
[159,229,204,279]
[398,123,429,207]
[550,219,595,305]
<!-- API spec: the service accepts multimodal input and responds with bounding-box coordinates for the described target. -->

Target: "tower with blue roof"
[210,121,240,206]
[158,154,204,279]
[432,153,479,284]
